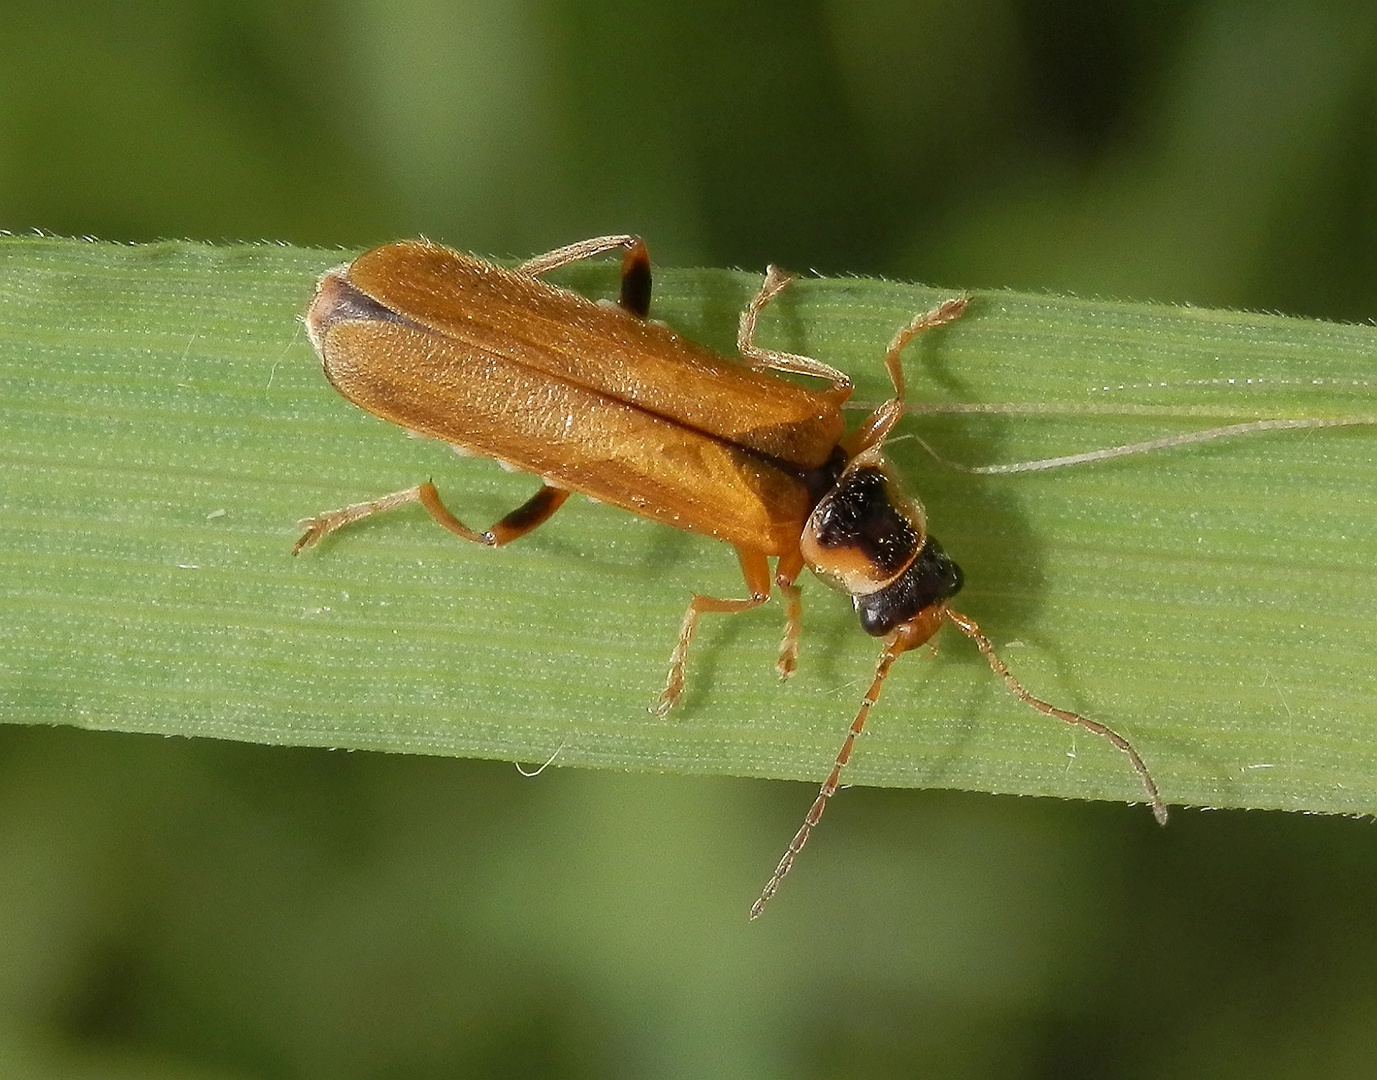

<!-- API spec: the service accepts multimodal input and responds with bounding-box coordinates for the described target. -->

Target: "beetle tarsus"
[515,234,644,279]
[292,486,432,554]
[737,264,851,395]
[654,588,772,714]
[776,579,802,680]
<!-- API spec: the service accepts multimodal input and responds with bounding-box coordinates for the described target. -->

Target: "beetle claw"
[292,518,332,555]
[651,685,680,717]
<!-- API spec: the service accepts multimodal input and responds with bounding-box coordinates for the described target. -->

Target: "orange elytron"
[295,235,1168,917]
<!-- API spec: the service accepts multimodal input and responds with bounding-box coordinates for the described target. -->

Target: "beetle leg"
[616,239,652,318]
[841,398,904,456]
[844,297,969,456]
[515,234,652,318]
[439,483,571,546]
[654,548,773,716]
[774,547,807,681]
[881,295,968,403]
[737,265,851,400]
[293,482,569,554]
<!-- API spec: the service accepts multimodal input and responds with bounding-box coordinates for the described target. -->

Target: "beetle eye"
[800,449,927,597]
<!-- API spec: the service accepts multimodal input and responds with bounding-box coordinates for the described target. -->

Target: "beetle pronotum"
[294,235,1168,917]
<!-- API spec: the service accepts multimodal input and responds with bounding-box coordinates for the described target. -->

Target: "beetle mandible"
[294,235,1168,918]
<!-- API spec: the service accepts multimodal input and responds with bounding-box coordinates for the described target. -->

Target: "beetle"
[294,234,1168,917]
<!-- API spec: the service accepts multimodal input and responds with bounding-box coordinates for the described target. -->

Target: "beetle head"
[800,447,963,640]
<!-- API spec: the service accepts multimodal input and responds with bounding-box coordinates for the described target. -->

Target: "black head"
[800,447,963,638]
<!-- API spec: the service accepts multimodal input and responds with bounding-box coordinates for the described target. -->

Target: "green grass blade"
[3,236,1376,817]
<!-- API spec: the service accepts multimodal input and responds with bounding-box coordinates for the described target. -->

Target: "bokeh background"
[4,1,1377,1077]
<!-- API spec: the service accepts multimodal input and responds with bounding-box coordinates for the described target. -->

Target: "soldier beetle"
[294,235,1168,918]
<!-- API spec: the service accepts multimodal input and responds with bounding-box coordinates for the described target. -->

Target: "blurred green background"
[3,1,1377,1077]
